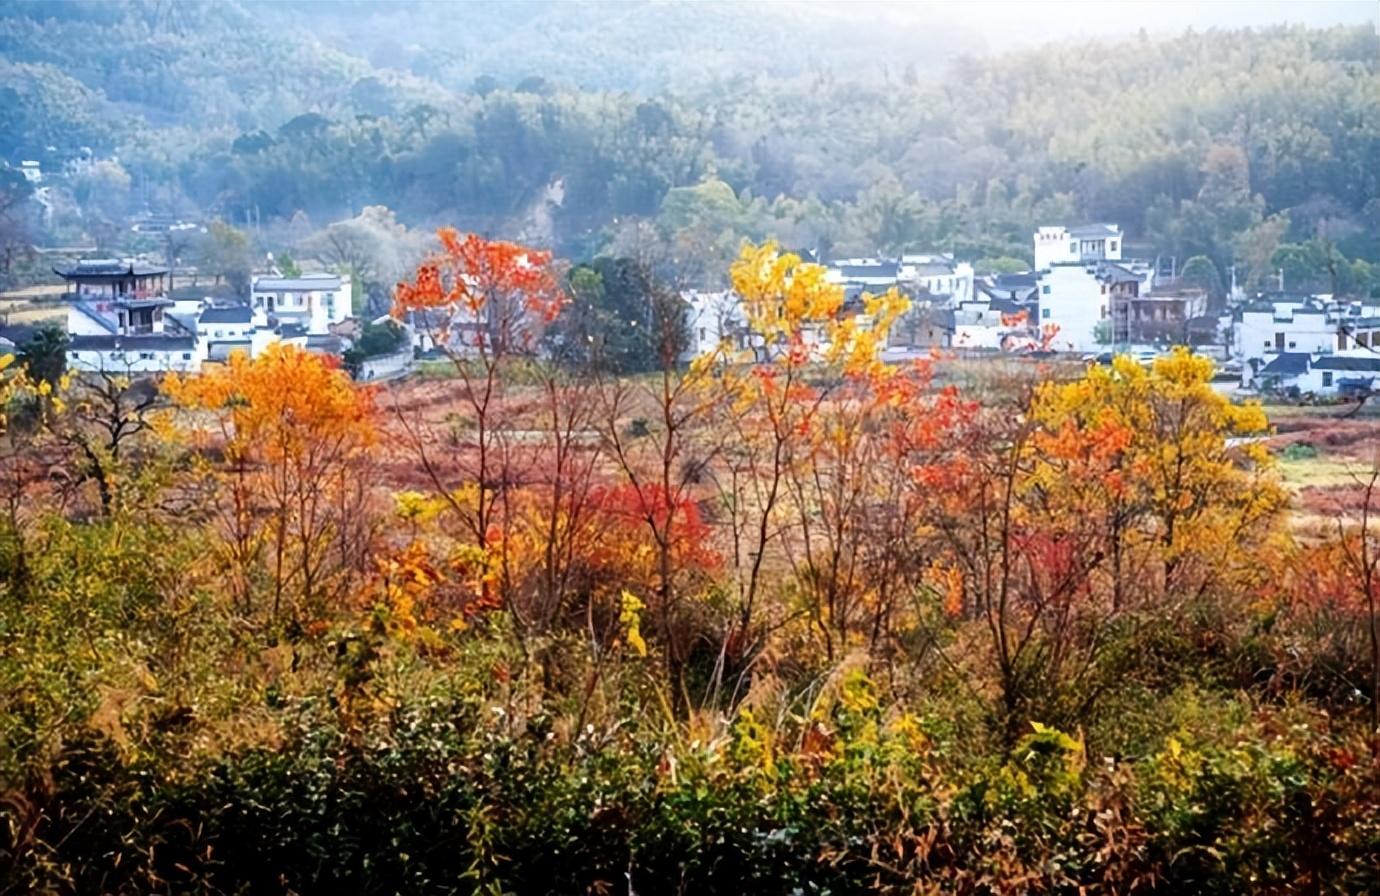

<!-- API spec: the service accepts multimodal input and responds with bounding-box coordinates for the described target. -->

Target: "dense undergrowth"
[4,592,1379,894]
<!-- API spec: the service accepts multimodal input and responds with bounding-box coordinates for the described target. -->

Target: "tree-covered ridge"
[1,4,1376,290]
[247,0,979,94]
[0,0,450,157]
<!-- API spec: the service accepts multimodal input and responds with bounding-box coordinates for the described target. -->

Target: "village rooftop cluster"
[4,221,1379,399]
[685,223,1380,397]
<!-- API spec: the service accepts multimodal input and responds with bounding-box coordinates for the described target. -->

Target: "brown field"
[1257,403,1380,533]
[0,290,67,327]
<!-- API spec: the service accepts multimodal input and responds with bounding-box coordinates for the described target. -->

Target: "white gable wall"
[1236,308,1334,365]
[69,348,202,373]
[1037,265,1109,353]
[68,305,115,336]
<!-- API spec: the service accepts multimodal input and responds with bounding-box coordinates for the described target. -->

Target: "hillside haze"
[0,0,1377,290]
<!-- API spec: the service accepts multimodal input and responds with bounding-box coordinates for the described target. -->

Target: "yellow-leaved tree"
[923,348,1287,740]
[715,242,912,661]
[165,344,377,627]
[1030,348,1286,606]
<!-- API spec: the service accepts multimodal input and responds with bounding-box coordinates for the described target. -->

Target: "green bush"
[1281,441,1319,461]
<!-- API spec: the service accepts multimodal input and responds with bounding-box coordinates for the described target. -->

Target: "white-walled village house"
[60,260,355,373]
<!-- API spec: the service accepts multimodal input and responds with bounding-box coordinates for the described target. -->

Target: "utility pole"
[1277,267,1285,292]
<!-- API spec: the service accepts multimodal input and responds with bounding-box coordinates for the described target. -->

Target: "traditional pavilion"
[55,259,172,336]
[54,258,169,301]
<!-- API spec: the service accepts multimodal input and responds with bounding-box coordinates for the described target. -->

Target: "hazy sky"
[854,0,1379,47]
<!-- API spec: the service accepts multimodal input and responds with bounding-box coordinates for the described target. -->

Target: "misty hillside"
[247,0,981,93]
[1,0,1376,288]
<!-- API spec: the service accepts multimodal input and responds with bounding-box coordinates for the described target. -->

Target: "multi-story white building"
[59,260,202,372]
[1037,222,1120,269]
[1034,223,1124,272]
[1236,300,1335,365]
[1035,260,1154,353]
[250,273,352,337]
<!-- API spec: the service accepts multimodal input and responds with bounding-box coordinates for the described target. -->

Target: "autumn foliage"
[165,343,377,624]
[393,227,564,357]
[4,242,1380,893]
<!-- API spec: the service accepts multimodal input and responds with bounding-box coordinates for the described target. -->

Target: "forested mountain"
[1,0,1377,292]
[246,0,979,93]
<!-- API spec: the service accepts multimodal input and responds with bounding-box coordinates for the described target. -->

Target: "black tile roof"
[993,272,1038,289]
[1068,223,1120,238]
[988,298,1030,315]
[0,324,40,346]
[254,275,342,292]
[169,284,242,301]
[165,313,198,336]
[1314,355,1380,372]
[1260,353,1312,376]
[1098,263,1143,285]
[836,262,899,280]
[978,281,1037,303]
[54,259,168,278]
[907,262,954,277]
[199,305,254,324]
[113,297,173,308]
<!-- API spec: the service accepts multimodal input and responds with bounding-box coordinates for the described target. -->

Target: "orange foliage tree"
[391,230,566,622]
[165,344,377,626]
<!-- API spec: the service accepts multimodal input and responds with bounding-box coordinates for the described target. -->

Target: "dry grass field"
[0,285,67,328]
